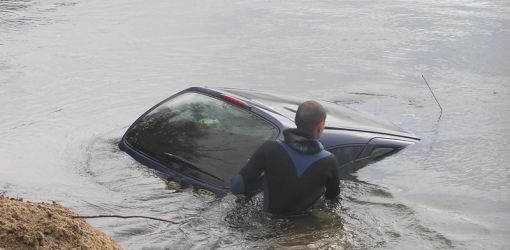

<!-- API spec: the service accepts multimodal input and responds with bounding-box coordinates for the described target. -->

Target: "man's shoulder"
[250,140,287,162]
[317,151,338,167]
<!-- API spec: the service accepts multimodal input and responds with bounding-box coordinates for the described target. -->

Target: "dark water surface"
[1,0,509,249]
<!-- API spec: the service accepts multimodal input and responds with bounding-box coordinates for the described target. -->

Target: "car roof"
[216,87,419,141]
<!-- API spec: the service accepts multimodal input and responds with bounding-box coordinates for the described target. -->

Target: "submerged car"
[119,87,419,196]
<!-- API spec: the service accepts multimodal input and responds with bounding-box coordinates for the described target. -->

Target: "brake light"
[220,94,250,108]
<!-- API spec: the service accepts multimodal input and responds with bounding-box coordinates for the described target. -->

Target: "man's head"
[295,100,327,139]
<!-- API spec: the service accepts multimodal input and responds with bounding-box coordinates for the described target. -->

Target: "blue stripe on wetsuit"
[276,140,331,177]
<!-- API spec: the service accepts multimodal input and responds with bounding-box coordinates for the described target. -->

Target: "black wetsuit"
[231,129,340,216]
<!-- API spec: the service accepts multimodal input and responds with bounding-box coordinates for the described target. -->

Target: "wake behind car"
[119,87,420,195]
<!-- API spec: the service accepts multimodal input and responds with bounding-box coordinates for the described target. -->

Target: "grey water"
[1,0,509,249]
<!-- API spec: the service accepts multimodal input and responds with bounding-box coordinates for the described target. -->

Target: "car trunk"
[218,88,419,140]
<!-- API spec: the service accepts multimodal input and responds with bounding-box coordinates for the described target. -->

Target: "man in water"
[230,100,340,216]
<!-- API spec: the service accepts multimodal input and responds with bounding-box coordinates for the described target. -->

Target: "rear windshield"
[125,92,278,187]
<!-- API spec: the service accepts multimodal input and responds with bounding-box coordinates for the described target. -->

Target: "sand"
[0,195,122,250]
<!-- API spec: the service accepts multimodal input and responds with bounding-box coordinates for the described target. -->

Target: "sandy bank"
[0,195,121,250]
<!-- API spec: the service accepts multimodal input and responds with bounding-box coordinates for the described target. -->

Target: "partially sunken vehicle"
[119,87,419,196]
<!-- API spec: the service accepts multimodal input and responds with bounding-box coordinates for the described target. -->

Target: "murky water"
[1,0,509,249]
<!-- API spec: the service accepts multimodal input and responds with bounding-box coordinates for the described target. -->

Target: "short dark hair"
[295,100,326,134]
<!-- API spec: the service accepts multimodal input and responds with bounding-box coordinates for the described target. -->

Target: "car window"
[370,147,397,160]
[327,145,364,167]
[125,92,278,187]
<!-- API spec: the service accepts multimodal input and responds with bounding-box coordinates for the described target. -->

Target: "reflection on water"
[225,200,346,248]
[339,179,455,249]
[1,0,509,249]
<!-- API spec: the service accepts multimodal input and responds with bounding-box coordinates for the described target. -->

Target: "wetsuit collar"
[282,128,324,154]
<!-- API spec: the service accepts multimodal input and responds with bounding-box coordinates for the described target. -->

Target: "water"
[1,0,509,249]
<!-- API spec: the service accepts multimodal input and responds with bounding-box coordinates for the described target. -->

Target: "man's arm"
[230,141,270,195]
[324,157,340,199]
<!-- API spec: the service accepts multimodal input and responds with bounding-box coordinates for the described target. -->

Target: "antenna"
[422,75,443,121]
